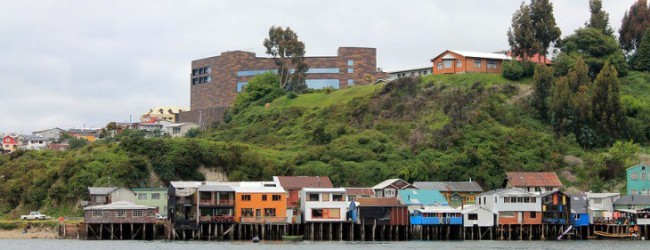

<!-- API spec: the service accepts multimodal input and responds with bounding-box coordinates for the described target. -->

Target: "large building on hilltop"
[181,47,388,126]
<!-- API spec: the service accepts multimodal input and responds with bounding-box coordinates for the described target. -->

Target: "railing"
[199,215,235,223]
[240,216,287,224]
[199,199,235,206]
[593,217,635,225]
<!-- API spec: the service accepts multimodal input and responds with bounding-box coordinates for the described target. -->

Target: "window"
[468,213,478,220]
[237,69,277,77]
[272,195,281,201]
[456,60,462,67]
[524,197,530,203]
[500,211,515,217]
[237,82,248,92]
[172,127,181,134]
[262,195,267,201]
[487,60,497,69]
[306,68,340,74]
[444,60,453,68]
[241,208,253,217]
[483,197,486,204]
[305,79,340,89]
[138,193,147,200]
[517,197,523,203]
[312,209,323,218]
[133,210,143,217]
[333,194,343,201]
[347,60,354,66]
[264,208,276,217]
[531,197,536,203]
[593,198,602,204]
[474,59,481,68]
[347,68,354,73]
[504,197,510,203]
[151,193,160,200]
[348,79,354,86]
[322,193,330,202]
[466,194,475,203]
[116,210,126,217]
[384,189,396,197]
[327,208,340,218]
[308,193,319,201]
[530,212,536,218]
[535,187,541,192]
[437,62,443,70]
[241,195,251,201]
[92,210,103,217]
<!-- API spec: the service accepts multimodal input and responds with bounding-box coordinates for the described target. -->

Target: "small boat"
[252,236,260,243]
[282,235,304,241]
[594,230,636,239]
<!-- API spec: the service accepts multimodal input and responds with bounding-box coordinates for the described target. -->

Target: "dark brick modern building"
[180,47,387,126]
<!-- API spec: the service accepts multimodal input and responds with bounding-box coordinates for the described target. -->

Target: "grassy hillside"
[1,72,648,217]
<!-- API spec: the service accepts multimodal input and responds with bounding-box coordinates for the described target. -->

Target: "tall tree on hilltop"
[263,26,309,92]
[619,0,650,53]
[573,84,595,148]
[567,56,590,93]
[592,61,625,146]
[630,28,650,71]
[530,0,561,63]
[532,65,553,121]
[508,2,539,60]
[587,0,614,35]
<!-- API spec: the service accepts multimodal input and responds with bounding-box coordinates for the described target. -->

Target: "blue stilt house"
[570,195,590,227]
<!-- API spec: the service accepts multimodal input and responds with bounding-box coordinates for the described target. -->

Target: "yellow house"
[141,106,186,123]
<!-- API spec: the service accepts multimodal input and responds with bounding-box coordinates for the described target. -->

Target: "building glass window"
[468,214,478,220]
[444,60,453,68]
[307,68,340,74]
[474,59,481,68]
[487,60,497,69]
[237,69,277,77]
[333,194,343,201]
[384,189,396,197]
[138,193,147,200]
[262,195,267,201]
[241,195,251,201]
[312,209,323,218]
[241,208,253,217]
[237,82,248,92]
[272,195,281,201]
[456,60,462,67]
[151,193,160,200]
[116,210,126,217]
[347,60,354,66]
[92,210,103,217]
[133,210,143,217]
[530,212,536,218]
[347,68,354,73]
[437,62,443,70]
[348,79,354,86]
[305,79,339,89]
[264,208,276,217]
[308,193,319,201]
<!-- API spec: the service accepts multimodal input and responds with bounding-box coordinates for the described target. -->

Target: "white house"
[137,121,200,138]
[476,188,541,225]
[300,188,348,222]
[32,127,65,141]
[387,67,432,81]
[18,135,50,150]
[461,205,495,227]
[586,192,620,223]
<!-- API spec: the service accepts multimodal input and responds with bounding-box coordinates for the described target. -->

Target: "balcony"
[199,199,235,207]
[240,216,287,224]
[199,215,235,223]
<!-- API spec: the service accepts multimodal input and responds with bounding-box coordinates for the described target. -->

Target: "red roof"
[356,197,402,207]
[505,51,552,65]
[274,176,333,190]
[506,172,562,187]
[345,187,375,196]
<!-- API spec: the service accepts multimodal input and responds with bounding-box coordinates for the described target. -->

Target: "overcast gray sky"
[0,0,637,133]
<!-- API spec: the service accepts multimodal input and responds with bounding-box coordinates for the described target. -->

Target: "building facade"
[413,181,483,208]
[300,188,348,222]
[477,188,541,225]
[132,188,169,217]
[372,179,416,198]
[505,172,562,194]
[627,163,650,195]
[431,50,510,75]
[234,186,287,224]
[2,136,17,153]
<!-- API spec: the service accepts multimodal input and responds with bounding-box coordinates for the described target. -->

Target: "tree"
[630,28,650,71]
[530,0,561,63]
[558,27,628,77]
[573,84,595,148]
[592,61,625,146]
[619,0,650,53]
[587,0,614,35]
[531,65,553,121]
[550,77,573,136]
[567,56,590,93]
[233,72,284,111]
[508,2,539,60]
[263,26,309,92]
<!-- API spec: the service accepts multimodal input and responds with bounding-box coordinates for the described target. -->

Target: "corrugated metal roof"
[398,189,448,206]
[344,187,375,196]
[450,50,511,60]
[303,188,346,193]
[614,195,650,206]
[198,185,234,192]
[570,195,588,214]
[84,201,155,210]
[274,176,333,189]
[586,192,620,199]
[413,181,483,192]
[356,197,403,207]
[506,172,562,187]
[88,187,118,195]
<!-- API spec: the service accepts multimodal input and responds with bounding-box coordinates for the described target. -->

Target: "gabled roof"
[431,50,511,62]
[398,189,448,206]
[626,163,650,170]
[570,195,588,214]
[586,192,620,199]
[614,195,650,206]
[273,176,333,189]
[413,181,483,193]
[84,201,155,210]
[344,187,375,196]
[198,185,234,192]
[506,172,562,187]
[356,197,403,207]
[372,178,414,190]
[88,187,118,195]
[479,188,535,197]
[303,188,346,193]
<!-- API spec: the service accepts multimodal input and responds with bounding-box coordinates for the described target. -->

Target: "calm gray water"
[0,240,649,250]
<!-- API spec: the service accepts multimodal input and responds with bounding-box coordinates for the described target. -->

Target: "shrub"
[502,60,524,80]
[287,92,298,99]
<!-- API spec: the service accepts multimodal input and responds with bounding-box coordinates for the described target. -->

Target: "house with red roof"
[505,172,562,194]
[273,176,333,223]
[2,135,18,153]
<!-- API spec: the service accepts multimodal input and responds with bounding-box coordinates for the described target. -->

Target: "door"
[517,212,523,224]
[256,209,261,217]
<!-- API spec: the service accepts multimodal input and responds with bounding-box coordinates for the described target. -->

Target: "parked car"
[20,211,51,220]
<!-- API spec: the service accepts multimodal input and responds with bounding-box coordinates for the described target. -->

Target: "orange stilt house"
[431,50,511,75]
[234,183,287,224]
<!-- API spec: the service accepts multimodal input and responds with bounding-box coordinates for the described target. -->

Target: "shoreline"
[0,228,58,239]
